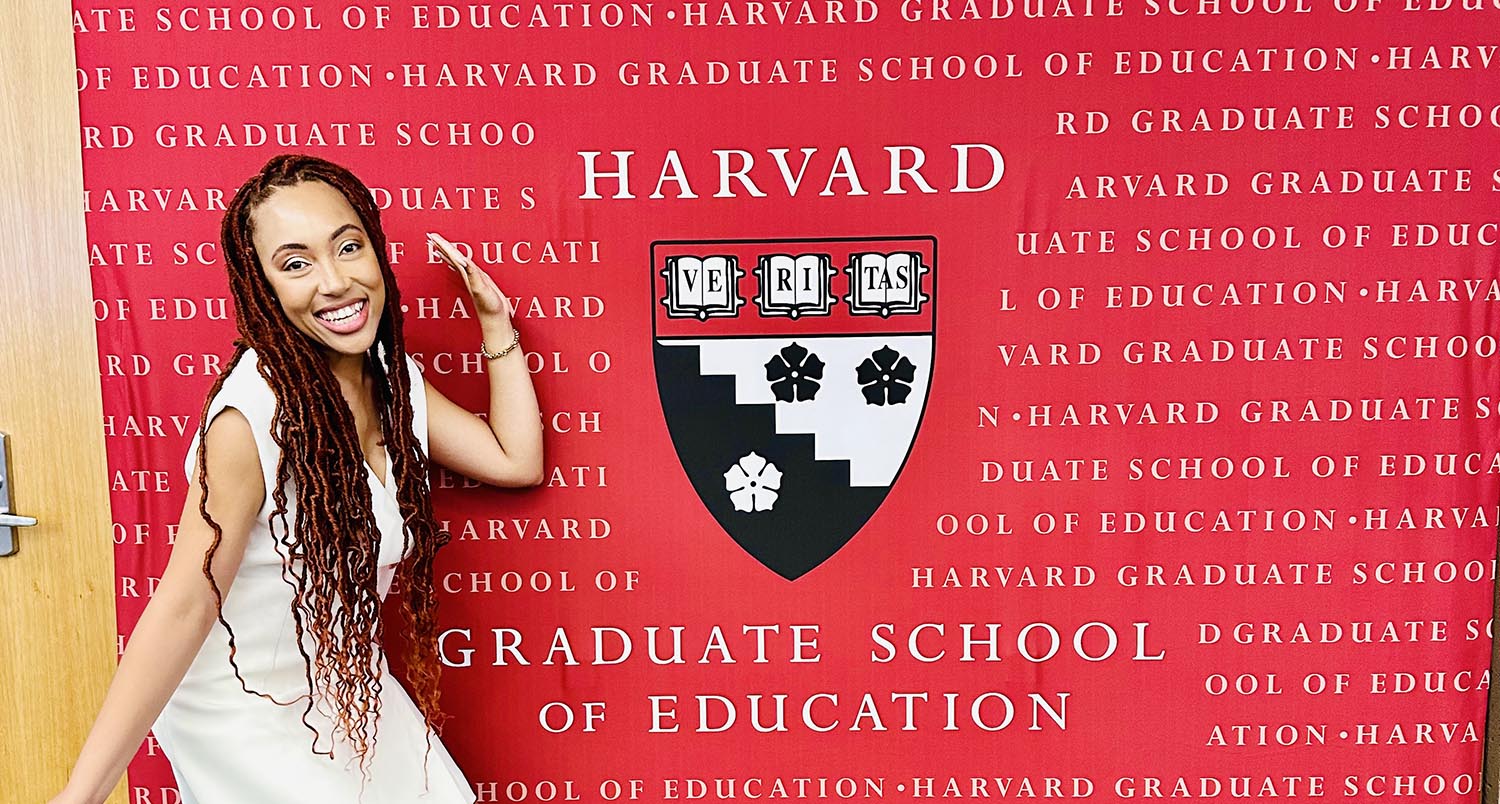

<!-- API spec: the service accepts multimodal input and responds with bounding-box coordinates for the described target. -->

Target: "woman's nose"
[313,260,354,295]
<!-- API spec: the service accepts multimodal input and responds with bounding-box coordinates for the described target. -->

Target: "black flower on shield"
[857,346,916,406]
[765,342,825,402]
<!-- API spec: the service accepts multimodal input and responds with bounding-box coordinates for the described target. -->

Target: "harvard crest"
[652,237,937,580]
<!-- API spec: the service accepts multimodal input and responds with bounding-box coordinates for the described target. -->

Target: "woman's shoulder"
[185,347,276,485]
[398,350,431,450]
[400,351,428,405]
[402,350,424,379]
[212,348,277,412]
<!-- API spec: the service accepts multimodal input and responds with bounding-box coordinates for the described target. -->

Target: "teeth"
[317,300,364,322]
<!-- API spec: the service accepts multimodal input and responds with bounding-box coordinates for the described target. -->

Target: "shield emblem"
[652,237,936,580]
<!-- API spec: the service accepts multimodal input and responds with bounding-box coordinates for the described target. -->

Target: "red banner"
[75,1,1500,800]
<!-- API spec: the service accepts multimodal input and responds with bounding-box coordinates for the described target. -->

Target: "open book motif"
[753,253,835,319]
[661,255,744,320]
[845,252,929,317]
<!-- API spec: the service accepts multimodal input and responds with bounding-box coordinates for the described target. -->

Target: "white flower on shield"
[724,452,782,512]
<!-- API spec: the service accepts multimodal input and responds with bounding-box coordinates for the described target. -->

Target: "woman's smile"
[314,298,370,333]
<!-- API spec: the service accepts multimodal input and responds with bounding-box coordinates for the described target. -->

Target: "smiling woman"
[50,155,544,804]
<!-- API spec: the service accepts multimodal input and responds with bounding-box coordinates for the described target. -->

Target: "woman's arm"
[423,232,544,488]
[52,409,264,804]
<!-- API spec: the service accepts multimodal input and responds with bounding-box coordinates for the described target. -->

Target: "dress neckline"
[366,446,394,492]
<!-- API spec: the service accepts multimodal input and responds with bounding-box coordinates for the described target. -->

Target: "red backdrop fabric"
[74,1,1500,800]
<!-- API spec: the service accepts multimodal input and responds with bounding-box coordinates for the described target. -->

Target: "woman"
[51,154,541,803]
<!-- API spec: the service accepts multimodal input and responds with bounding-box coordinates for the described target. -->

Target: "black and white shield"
[652,237,936,580]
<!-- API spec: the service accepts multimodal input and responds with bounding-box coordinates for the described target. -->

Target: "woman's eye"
[340,240,362,255]
[283,258,310,272]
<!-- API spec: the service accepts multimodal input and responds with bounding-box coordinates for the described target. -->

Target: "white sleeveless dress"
[153,348,475,804]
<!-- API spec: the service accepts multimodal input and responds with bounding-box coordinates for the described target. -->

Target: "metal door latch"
[0,433,38,557]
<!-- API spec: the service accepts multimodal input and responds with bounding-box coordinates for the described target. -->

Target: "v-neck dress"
[152,348,475,804]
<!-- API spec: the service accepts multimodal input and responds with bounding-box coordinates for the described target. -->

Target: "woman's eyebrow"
[271,242,308,258]
[271,224,362,258]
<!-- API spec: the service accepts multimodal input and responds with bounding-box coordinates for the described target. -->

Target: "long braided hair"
[193,154,449,762]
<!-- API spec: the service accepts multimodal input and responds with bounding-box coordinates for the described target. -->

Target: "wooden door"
[0,3,127,802]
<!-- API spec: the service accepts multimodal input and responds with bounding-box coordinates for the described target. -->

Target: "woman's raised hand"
[427,232,512,329]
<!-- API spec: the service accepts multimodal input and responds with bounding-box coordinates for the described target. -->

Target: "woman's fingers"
[427,232,468,275]
[429,232,510,315]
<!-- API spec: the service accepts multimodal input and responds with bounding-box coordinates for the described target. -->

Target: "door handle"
[0,432,39,557]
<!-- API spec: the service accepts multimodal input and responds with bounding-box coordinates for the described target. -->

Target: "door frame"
[0,2,126,802]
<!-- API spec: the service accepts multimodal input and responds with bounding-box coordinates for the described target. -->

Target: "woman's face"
[250,181,386,360]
